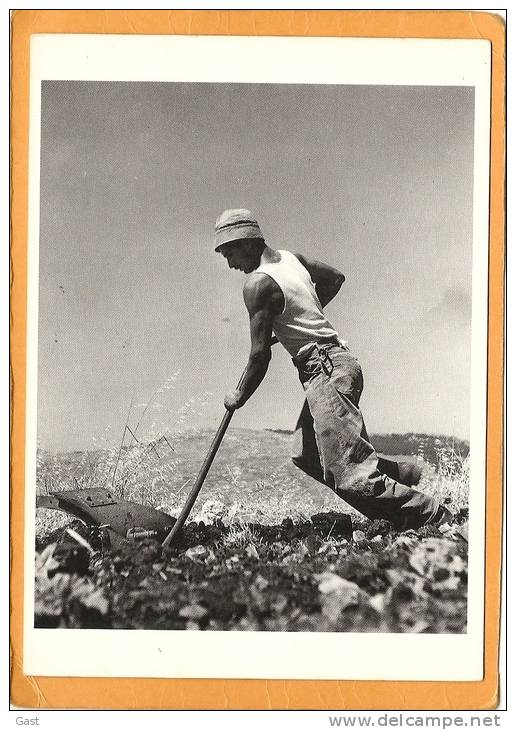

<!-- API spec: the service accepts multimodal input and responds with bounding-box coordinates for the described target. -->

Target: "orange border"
[10,10,505,710]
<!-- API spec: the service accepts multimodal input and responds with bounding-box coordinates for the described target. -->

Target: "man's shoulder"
[243,271,282,308]
[291,251,307,266]
[244,271,279,294]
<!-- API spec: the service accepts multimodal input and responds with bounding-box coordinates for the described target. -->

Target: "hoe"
[37,356,260,551]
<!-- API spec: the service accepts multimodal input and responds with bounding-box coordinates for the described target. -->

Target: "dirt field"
[35,428,469,632]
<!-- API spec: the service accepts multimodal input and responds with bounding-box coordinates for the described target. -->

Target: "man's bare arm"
[295,253,345,308]
[224,274,279,410]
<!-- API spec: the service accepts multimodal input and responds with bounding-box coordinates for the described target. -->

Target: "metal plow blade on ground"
[36,487,176,549]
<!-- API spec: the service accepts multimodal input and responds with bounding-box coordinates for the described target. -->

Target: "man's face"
[218,240,258,274]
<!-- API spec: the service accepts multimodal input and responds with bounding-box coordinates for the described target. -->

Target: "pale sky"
[37,82,474,451]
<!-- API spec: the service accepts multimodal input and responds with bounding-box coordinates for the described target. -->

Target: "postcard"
[10,10,505,710]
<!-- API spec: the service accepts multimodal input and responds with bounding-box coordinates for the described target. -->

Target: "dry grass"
[35,372,469,536]
[418,446,469,514]
[35,428,469,540]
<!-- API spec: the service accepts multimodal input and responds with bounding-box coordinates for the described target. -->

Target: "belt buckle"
[317,344,334,376]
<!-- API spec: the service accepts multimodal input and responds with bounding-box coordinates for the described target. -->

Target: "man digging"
[215,208,452,531]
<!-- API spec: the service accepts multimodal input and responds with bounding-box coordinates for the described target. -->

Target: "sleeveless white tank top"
[255,250,340,357]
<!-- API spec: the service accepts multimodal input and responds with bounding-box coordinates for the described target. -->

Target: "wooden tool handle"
[161,407,236,547]
[161,339,277,548]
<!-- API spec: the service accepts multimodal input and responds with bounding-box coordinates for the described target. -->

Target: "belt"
[292,337,344,368]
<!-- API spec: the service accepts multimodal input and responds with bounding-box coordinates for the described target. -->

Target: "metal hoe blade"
[37,487,176,548]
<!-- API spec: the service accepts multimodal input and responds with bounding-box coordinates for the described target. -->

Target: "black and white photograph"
[25,34,491,681]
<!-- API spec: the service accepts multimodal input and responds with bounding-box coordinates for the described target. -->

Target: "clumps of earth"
[35,508,468,633]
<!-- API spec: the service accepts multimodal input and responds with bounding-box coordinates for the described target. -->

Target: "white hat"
[214,209,264,251]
